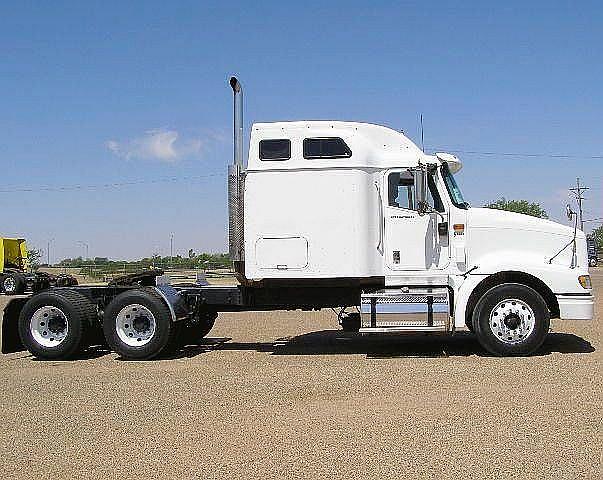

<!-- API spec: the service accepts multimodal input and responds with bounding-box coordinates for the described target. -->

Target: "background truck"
[586,237,598,267]
[0,237,77,295]
[1,77,594,360]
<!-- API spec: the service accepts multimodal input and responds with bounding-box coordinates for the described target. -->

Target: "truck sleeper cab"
[6,76,594,361]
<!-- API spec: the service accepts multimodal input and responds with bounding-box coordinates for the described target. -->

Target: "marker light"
[578,275,592,289]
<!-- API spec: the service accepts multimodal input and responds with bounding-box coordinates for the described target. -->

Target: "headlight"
[578,275,592,289]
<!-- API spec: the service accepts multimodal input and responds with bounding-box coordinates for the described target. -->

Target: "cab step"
[359,287,451,333]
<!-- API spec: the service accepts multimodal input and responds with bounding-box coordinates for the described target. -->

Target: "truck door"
[383,169,450,271]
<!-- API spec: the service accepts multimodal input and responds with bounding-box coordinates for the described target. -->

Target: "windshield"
[441,163,469,209]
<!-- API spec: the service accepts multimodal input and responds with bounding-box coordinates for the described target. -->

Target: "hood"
[467,207,581,239]
[465,208,588,270]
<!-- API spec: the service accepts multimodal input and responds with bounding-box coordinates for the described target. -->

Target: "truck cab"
[0,238,29,294]
[587,237,598,267]
[227,75,593,356]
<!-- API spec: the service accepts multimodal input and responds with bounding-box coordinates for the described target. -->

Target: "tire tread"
[472,283,549,356]
[103,287,175,360]
[18,289,96,359]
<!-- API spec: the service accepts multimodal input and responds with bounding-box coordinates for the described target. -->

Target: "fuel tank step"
[359,287,451,333]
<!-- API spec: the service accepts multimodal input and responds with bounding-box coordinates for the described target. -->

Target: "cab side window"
[388,172,415,209]
[303,137,352,159]
[259,139,291,161]
[387,171,445,212]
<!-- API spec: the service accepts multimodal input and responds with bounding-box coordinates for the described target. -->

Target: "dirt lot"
[0,272,601,479]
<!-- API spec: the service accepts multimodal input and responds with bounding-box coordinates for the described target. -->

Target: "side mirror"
[566,204,575,221]
[414,166,428,215]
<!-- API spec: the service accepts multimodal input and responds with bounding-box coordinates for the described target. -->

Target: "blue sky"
[1,1,601,261]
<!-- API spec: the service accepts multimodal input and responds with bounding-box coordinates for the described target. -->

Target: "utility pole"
[152,245,160,268]
[569,178,589,231]
[77,241,89,260]
[47,238,54,265]
[170,233,174,268]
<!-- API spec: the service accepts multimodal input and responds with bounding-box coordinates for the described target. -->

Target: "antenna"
[420,114,425,152]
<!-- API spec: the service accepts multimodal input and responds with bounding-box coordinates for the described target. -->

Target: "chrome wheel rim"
[3,277,16,292]
[489,298,535,344]
[30,306,69,347]
[115,304,156,347]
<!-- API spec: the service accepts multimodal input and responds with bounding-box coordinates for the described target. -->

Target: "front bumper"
[557,294,594,320]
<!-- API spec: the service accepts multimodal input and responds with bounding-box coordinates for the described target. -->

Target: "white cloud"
[106,129,202,163]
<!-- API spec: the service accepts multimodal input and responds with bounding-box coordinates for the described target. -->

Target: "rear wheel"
[103,288,176,360]
[2,273,25,295]
[472,283,549,356]
[18,289,95,359]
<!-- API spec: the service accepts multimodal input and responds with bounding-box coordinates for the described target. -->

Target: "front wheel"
[2,273,25,295]
[472,283,550,356]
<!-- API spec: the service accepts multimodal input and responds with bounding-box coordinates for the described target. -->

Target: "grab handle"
[375,181,384,254]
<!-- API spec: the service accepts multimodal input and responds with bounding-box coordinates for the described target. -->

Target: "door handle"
[375,181,384,253]
[438,221,448,236]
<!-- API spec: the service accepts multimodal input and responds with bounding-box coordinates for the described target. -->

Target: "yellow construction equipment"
[0,238,29,272]
[1,237,76,295]
[0,238,30,294]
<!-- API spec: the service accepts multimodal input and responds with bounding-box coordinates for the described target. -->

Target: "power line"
[569,178,589,230]
[427,148,603,160]
[2,147,601,195]
[0,173,224,194]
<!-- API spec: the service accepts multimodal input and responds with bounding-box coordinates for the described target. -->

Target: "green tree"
[592,225,603,250]
[484,197,548,219]
[27,248,43,271]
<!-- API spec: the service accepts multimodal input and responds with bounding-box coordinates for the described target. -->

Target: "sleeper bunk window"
[303,137,352,159]
[259,139,291,161]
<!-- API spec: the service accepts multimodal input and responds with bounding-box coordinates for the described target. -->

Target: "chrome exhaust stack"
[230,76,243,167]
[228,76,245,266]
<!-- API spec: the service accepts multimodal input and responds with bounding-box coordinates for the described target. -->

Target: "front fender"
[453,274,484,329]
[471,251,588,294]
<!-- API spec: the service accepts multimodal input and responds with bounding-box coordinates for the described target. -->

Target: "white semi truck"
[3,77,594,360]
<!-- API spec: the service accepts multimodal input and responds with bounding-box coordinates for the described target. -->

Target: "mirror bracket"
[413,164,428,215]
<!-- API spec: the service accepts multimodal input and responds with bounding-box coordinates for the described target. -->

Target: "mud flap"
[1,297,29,353]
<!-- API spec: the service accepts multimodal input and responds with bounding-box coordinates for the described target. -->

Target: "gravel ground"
[0,271,601,479]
